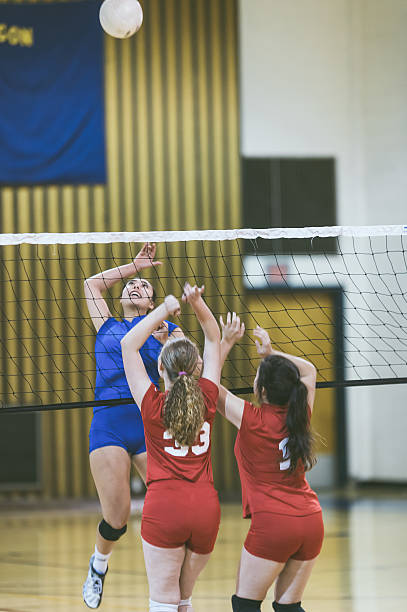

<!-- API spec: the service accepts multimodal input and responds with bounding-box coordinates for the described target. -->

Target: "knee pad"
[232,594,262,611]
[149,600,178,611]
[272,603,305,612]
[98,519,127,541]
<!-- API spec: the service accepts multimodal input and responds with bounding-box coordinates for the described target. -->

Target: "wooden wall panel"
[0,0,241,498]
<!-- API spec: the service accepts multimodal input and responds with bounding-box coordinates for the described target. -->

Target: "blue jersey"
[93,316,178,413]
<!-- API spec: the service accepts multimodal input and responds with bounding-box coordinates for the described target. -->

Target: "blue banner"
[0,1,106,184]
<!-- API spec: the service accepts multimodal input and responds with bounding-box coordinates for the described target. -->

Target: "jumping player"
[121,283,221,612]
[218,314,324,612]
[82,243,183,609]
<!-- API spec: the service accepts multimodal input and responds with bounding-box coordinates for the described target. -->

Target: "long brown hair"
[256,355,316,472]
[160,337,205,446]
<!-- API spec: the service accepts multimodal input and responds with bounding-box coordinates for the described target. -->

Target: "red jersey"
[234,400,321,518]
[141,378,218,486]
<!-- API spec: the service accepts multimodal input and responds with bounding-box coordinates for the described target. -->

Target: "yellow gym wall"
[243,292,337,463]
[0,0,242,499]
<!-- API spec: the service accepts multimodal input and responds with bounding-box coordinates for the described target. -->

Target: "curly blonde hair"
[160,337,205,446]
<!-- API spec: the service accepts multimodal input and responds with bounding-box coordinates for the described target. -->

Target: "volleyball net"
[1,225,406,413]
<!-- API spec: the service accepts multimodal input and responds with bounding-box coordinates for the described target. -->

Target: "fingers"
[138,242,151,255]
[135,242,159,267]
[253,325,268,340]
[220,312,245,344]
[230,312,241,330]
[253,325,272,356]
[220,312,235,328]
[145,242,156,257]
[182,282,192,302]
[182,282,205,303]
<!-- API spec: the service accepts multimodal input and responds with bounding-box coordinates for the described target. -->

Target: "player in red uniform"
[218,314,324,612]
[121,283,221,612]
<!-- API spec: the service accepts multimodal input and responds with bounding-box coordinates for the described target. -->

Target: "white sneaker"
[83,554,107,608]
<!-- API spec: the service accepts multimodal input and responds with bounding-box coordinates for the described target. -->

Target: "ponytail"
[164,374,205,446]
[286,379,316,473]
[160,337,205,446]
[257,355,316,473]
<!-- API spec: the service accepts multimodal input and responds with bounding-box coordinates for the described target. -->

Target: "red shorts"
[244,511,324,562]
[141,481,221,555]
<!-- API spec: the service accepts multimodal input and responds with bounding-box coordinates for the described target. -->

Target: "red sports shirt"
[234,401,321,517]
[141,378,218,486]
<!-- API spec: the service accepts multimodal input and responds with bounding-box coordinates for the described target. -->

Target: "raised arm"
[217,312,246,429]
[254,326,317,411]
[182,283,221,386]
[121,295,181,407]
[84,242,162,332]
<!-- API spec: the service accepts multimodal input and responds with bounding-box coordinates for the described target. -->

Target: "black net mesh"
[1,230,406,412]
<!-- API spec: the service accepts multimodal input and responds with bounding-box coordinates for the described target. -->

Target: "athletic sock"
[149,600,178,611]
[231,594,263,611]
[272,602,304,612]
[92,545,112,575]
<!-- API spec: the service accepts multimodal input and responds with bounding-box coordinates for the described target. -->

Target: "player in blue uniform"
[82,243,183,609]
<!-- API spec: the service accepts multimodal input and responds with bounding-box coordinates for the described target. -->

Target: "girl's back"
[235,400,320,517]
[141,377,218,485]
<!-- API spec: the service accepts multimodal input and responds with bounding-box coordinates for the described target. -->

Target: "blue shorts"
[89,404,146,456]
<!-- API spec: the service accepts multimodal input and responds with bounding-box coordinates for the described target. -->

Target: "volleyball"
[99,0,143,39]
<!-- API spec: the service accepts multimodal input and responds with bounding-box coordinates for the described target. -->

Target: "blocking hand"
[220,312,245,345]
[182,282,204,305]
[253,325,273,357]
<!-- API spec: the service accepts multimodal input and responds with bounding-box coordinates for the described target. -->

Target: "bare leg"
[178,548,211,611]
[90,446,132,555]
[142,537,186,604]
[132,450,147,484]
[274,557,318,604]
[236,546,284,600]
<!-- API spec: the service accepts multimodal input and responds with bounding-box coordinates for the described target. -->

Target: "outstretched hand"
[253,325,273,358]
[133,242,162,270]
[220,312,245,345]
[164,294,181,316]
[182,282,204,305]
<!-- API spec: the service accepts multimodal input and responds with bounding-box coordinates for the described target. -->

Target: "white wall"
[239,0,366,225]
[239,0,407,481]
[239,0,407,225]
[361,0,407,222]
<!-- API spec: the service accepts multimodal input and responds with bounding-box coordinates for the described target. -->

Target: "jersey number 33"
[163,422,210,457]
